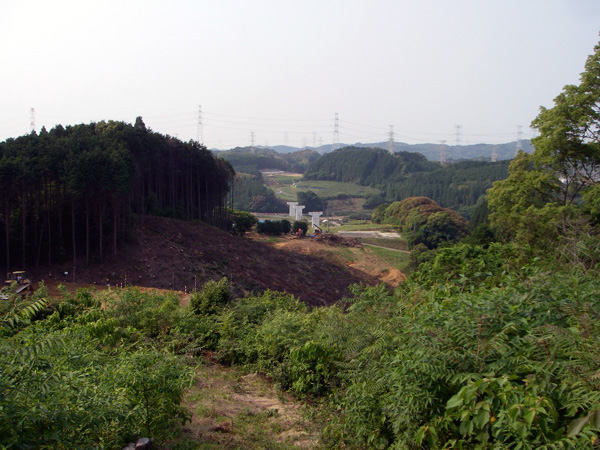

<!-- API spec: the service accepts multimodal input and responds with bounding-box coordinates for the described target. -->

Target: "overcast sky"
[1,0,599,149]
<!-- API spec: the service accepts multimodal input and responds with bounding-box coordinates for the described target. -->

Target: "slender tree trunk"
[197,167,202,221]
[71,196,77,268]
[85,199,90,266]
[21,187,26,268]
[47,186,52,267]
[57,181,63,256]
[98,202,104,262]
[113,201,118,255]
[4,200,10,271]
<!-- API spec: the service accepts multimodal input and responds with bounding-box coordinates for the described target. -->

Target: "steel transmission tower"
[332,113,340,151]
[388,125,395,154]
[30,107,36,133]
[491,145,498,162]
[196,105,203,144]
[516,125,523,156]
[454,124,462,146]
[439,140,447,164]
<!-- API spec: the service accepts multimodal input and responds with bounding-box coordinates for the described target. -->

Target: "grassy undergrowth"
[3,241,600,449]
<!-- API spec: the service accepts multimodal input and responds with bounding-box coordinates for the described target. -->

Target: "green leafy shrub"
[323,266,600,449]
[230,209,258,235]
[103,287,182,338]
[215,291,307,366]
[190,277,231,315]
[0,321,193,449]
[285,340,340,396]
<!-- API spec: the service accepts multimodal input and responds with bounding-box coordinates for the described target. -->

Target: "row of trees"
[0,118,234,271]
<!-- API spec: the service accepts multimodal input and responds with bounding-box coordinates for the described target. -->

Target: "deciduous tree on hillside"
[377,197,468,248]
[488,39,600,251]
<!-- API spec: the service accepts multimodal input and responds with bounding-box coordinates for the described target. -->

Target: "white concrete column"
[295,205,305,221]
[308,211,323,228]
[287,201,298,218]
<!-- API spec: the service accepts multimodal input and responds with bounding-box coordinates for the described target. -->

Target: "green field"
[365,245,411,271]
[269,175,381,201]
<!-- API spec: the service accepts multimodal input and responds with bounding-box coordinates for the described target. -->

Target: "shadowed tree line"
[0,117,234,271]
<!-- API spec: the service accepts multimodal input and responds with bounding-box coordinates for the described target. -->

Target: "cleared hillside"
[30,216,377,306]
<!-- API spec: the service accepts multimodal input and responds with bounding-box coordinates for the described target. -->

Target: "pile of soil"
[30,216,377,307]
[314,233,362,247]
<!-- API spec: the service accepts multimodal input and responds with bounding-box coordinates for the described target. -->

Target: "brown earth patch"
[268,234,407,287]
[29,216,379,307]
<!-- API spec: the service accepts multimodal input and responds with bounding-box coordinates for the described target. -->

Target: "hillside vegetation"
[303,147,509,217]
[0,118,233,272]
[2,38,600,450]
[216,147,320,176]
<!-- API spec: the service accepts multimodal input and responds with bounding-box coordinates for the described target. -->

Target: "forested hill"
[303,146,435,184]
[0,119,234,272]
[215,147,320,176]
[303,146,510,216]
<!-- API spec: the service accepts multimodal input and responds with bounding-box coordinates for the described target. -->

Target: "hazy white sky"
[1,0,599,149]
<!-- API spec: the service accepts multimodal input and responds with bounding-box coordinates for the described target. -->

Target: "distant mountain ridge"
[218,140,533,161]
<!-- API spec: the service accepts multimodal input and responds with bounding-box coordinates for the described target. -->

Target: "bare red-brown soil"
[29,216,381,307]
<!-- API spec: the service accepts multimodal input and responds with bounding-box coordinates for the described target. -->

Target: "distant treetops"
[373,197,469,249]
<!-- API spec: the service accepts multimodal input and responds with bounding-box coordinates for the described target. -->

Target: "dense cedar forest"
[231,173,288,213]
[303,147,510,215]
[0,118,234,272]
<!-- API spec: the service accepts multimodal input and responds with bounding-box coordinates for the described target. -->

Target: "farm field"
[263,172,381,201]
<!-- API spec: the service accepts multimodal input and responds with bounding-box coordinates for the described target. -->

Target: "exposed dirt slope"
[271,233,407,288]
[32,216,377,307]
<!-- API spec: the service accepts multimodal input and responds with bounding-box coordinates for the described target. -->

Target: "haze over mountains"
[232,139,533,161]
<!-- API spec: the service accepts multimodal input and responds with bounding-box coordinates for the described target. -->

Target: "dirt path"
[180,363,321,449]
[363,243,411,254]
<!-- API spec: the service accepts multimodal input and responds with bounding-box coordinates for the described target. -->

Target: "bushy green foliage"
[363,193,387,209]
[190,277,231,315]
[0,287,194,449]
[172,245,600,449]
[103,287,183,339]
[322,267,600,449]
[229,209,258,235]
[414,242,519,291]
[379,197,469,248]
[297,189,325,212]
